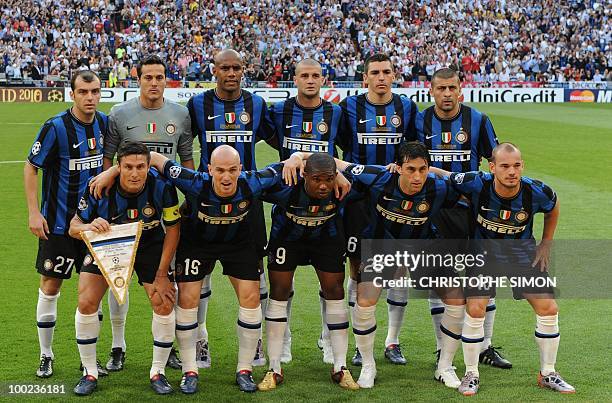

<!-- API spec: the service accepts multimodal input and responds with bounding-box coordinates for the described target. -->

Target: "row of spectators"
[0,0,610,85]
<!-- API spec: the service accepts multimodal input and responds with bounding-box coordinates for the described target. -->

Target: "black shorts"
[267,237,346,273]
[463,263,555,300]
[343,199,370,259]
[251,199,268,259]
[432,205,473,239]
[36,234,87,279]
[175,237,260,282]
[79,242,163,285]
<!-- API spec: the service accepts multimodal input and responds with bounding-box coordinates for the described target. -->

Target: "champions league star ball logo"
[31,142,41,155]
[351,165,365,175]
[169,166,182,178]
[78,197,88,211]
[83,254,93,266]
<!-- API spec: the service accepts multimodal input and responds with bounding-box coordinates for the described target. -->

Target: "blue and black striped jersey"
[416,104,498,172]
[27,109,107,235]
[339,93,418,165]
[187,89,274,171]
[270,98,342,160]
[347,164,459,239]
[162,160,283,243]
[448,171,557,240]
[76,169,180,247]
[261,178,348,242]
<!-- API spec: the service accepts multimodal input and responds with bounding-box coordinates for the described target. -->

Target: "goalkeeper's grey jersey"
[104,97,193,161]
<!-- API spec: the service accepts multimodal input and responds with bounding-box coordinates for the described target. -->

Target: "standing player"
[338,53,418,366]
[187,49,275,367]
[146,146,286,393]
[101,54,193,372]
[432,143,575,395]
[269,58,343,363]
[415,67,511,369]
[69,142,181,395]
[24,70,107,378]
[257,153,358,391]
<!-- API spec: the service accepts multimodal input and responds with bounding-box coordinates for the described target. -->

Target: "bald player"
[268,58,343,363]
[187,49,276,368]
[431,143,575,396]
[147,145,286,393]
[101,54,194,371]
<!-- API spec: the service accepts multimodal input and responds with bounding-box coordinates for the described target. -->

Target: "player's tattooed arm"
[89,165,120,199]
[533,199,560,272]
[68,214,110,240]
[24,162,49,240]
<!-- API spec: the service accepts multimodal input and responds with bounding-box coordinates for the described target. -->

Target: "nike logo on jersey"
[207,115,220,120]
[480,206,496,212]
[289,205,304,209]
[382,195,398,201]
[201,202,214,207]
[72,141,84,148]
[126,126,137,130]
[359,119,371,124]
[111,214,122,221]
[425,134,438,139]
[285,124,298,129]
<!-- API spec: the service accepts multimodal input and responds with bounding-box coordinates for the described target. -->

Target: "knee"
[349,261,360,280]
[321,283,344,301]
[40,276,62,295]
[269,288,290,301]
[535,299,558,316]
[78,297,100,315]
[465,301,486,318]
[356,295,377,308]
[240,291,261,309]
[153,301,174,316]
[177,289,199,309]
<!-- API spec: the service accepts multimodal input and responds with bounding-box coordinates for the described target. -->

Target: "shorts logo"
[239,111,250,124]
[142,205,155,217]
[87,138,96,149]
[221,204,232,214]
[416,201,430,213]
[390,115,401,128]
[165,122,176,136]
[238,200,249,210]
[515,210,528,222]
[169,165,182,178]
[114,277,125,288]
[225,112,236,124]
[350,164,365,175]
[78,197,88,211]
[31,141,41,155]
[454,173,465,184]
[442,132,452,143]
[499,210,512,220]
[456,128,468,144]
[401,200,413,210]
[317,121,328,134]
[302,122,312,133]
[83,254,93,266]
[376,116,386,126]
[146,122,156,134]
[43,259,53,271]
[127,209,138,219]
[308,205,320,214]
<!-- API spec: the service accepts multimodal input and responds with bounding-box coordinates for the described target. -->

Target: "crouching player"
[257,153,359,391]
[432,142,575,396]
[69,141,180,395]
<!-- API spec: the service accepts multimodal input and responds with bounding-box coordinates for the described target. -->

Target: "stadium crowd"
[0,0,610,85]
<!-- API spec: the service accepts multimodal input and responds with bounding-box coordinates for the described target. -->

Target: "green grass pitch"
[0,102,610,401]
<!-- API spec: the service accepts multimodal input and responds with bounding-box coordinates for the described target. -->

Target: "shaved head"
[295,58,322,76]
[491,142,521,163]
[210,144,240,166]
[304,153,336,174]
[214,49,242,65]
